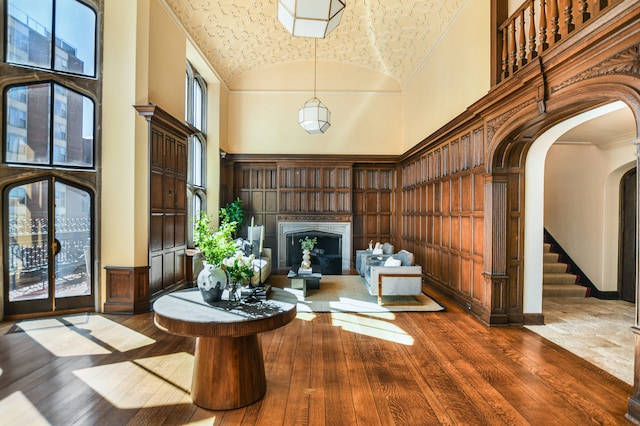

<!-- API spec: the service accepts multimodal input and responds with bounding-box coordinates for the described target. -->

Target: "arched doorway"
[3,177,94,317]
[523,101,636,315]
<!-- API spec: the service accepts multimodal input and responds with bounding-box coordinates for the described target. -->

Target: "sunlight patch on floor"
[0,391,50,425]
[73,352,194,409]
[296,311,317,321]
[15,314,155,357]
[331,312,414,345]
[134,351,193,393]
[16,317,110,357]
[63,314,156,352]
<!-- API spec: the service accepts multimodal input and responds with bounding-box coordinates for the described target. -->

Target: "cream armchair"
[251,247,271,285]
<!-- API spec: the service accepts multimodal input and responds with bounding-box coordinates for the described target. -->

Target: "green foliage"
[219,198,245,228]
[300,236,317,251]
[193,211,238,267]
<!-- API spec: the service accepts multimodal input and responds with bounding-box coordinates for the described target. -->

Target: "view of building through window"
[2,0,98,315]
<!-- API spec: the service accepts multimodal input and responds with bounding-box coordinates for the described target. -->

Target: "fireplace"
[277,221,351,273]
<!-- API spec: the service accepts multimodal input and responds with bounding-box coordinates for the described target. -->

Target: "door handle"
[53,238,61,256]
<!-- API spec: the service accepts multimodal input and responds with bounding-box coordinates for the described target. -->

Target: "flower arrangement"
[222,251,255,285]
[300,236,317,251]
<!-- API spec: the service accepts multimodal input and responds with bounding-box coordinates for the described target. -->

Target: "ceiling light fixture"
[299,40,330,134]
[277,0,346,39]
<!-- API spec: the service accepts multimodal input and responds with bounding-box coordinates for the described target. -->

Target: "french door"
[4,177,93,316]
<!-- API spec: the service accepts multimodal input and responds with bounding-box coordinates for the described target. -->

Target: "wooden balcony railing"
[497,0,622,82]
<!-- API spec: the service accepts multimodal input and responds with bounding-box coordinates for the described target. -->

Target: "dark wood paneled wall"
[352,166,396,250]
[400,128,486,317]
[227,157,397,269]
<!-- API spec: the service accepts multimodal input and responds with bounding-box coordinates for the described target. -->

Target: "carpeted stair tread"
[542,240,585,297]
[543,252,560,263]
[543,284,588,297]
[544,262,569,273]
[543,272,579,285]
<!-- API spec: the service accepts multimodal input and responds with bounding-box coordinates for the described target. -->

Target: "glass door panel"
[4,177,93,315]
[7,180,50,302]
[54,181,91,299]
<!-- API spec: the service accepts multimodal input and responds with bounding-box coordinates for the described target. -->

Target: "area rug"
[266,274,445,313]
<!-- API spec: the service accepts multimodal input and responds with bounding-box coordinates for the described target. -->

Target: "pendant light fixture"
[299,40,330,134]
[277,0,346,39]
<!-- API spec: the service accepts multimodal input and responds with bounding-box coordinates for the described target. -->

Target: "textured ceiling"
[163,0,464,89]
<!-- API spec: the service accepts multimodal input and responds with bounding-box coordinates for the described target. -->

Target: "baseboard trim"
[523,312,545,325]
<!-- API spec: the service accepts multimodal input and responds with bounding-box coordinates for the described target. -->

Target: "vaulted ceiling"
[163,0,465,89]
[161,0,636,145]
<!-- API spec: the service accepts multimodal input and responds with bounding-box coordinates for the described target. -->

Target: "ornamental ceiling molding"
[163,0,465,88]
[551,44,640,93]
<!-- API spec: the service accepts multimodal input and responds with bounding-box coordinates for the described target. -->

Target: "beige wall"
[544,142,636,291]
[101,0,151,309]
[148,1,186,119]
[101,0,189,308]
[227,89,402,155]
[227,62,403,155]
[402,0,491,152]
[224,0,491,155]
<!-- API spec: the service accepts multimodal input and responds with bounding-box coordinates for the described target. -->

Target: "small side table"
[153,288,297,410]
[287,265,322,297]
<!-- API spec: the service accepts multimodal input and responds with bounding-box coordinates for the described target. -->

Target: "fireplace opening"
[285,230,342,275]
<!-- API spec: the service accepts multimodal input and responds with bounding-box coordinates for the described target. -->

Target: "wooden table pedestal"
[192,334,266,410]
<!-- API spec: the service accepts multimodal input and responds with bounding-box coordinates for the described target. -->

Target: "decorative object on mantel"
[299,236,318,273]
[277,0,346,39]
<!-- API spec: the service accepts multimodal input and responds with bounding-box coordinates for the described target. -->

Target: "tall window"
[6,0,97,77]
[185,61,207,245]
[4,82,94,167]
[2,0,100,316]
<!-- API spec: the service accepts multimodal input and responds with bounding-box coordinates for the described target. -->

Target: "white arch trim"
[523,101,629,314]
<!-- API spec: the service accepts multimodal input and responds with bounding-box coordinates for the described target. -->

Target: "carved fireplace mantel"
[277,215,352,271]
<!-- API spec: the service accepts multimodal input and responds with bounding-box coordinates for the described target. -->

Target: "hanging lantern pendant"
[299,40,331,134]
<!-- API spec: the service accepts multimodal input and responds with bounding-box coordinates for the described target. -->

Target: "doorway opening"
[4,177,94,317]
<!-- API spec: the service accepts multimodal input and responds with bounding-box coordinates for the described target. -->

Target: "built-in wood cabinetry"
[148,120,188,297]
[104,105,192,314]
[352,166,395,250]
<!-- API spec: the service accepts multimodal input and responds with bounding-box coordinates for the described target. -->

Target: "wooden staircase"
[543,243,588,297]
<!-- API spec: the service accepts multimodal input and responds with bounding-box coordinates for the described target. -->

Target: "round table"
[153,287,297,410]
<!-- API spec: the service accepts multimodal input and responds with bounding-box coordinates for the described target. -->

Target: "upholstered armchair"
[356,242,394,276]
[363,250,422,304]
[237,226,271,285]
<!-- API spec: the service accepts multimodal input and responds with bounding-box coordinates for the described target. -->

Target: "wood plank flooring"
[0,284,633,425]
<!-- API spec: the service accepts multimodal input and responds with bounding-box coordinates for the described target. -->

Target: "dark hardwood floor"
[0,280,633,425]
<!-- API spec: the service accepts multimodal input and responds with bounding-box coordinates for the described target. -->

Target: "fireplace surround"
[277,220,351,272]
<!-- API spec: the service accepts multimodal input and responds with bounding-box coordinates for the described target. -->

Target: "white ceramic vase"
[301,249,311,269]
[197,262,227,304]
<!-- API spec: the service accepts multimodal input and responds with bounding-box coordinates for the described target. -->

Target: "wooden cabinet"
[139,105,191,299]
[105,105,193,314]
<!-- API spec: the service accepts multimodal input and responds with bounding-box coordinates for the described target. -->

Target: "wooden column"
[482,173,509,325]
